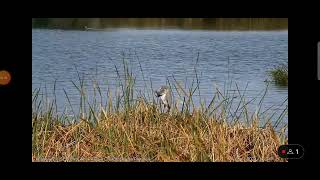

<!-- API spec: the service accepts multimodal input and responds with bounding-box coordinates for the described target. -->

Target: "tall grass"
[32,55,288,162]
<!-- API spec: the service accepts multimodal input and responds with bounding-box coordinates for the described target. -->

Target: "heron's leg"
[166,105,171,113]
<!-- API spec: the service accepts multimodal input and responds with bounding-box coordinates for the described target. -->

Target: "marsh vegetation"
[32,59,288,162]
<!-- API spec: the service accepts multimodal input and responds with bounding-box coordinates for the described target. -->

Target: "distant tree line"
[32,18,288,30]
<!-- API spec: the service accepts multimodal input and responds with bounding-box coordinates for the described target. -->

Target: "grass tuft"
[269,63,288,86]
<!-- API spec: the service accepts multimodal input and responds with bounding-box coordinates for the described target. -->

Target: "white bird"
[155,86,172,112]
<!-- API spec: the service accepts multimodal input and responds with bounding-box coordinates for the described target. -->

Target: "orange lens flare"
[0,70,11,85]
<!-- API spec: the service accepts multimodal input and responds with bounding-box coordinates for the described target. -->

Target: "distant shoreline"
[32,26,288,32]
[32,18,288,31]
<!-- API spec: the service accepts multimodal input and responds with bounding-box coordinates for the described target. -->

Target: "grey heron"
[155,86,172,112]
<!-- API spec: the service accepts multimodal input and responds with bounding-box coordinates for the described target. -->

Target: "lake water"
[32,28,288,128]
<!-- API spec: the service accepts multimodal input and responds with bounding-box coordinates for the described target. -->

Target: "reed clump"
[269,63,288,86]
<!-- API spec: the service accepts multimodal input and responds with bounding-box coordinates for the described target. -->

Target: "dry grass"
[32,55,288,162]
[32,99,287,162]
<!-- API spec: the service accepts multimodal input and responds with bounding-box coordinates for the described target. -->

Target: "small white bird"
[155,86,172,112]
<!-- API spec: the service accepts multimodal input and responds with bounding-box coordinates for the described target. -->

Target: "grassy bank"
[32,56,288,162]
[32,104,287,162]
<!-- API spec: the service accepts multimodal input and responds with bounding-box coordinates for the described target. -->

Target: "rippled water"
[32,28,288,127]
